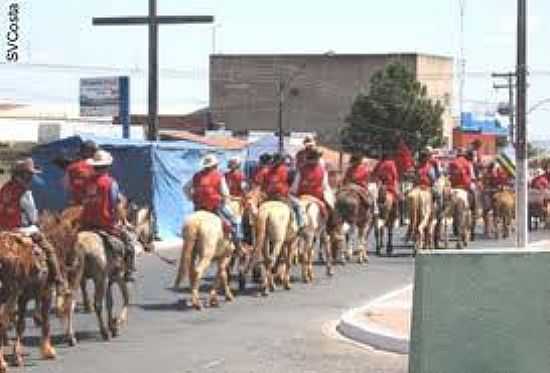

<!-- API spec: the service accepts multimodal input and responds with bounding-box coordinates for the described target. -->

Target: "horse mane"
[0,232,35,277]
[39,208,82,269]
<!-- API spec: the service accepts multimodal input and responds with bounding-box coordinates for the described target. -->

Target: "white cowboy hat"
[228,156,241,166]
[425,146,435,154]
[201,154,219,169]
[87,150,113,167]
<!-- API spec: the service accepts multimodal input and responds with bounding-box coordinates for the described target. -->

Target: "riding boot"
[119,229,136,282]
[32,233,66,294]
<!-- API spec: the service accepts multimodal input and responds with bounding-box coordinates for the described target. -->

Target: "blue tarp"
[460,112,508,137]
[31,135,244,240]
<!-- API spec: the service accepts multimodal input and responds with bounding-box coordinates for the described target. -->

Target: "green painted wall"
[410,250,550,373]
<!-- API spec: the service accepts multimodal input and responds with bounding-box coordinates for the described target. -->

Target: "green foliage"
[341,62,445,155]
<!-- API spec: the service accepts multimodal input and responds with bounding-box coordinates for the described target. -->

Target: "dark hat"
[80,140,98,152]
[350,153,363,164]
[272,153,285,164]
[259,153,272,164]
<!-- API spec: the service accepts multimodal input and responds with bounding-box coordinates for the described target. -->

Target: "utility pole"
[492,72,516,146]
[516,0,528,248]
[278,76,285,154]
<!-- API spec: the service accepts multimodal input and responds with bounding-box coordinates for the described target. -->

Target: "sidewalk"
[337,285,412,354]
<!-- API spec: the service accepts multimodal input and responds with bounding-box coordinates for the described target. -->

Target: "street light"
[212,24,222,54]
[277,63,307,153]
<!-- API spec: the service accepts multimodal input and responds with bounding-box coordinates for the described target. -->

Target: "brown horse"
[0,233,62,372]
[374,184,399,255]
[493,189,515,239]
[329,184,374,273]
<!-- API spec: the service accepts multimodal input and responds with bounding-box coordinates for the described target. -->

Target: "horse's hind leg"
[13,296,28,367]
[39,289,56,360]
[219,255,234,302]
[190,257,210,310]
[93,277,109,340]
[106,280,117,338]
[81,279,93,313]
[0,302,10,373]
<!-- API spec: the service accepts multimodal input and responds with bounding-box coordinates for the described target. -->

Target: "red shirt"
[81,173,116,230]
[265,164,290,198]
[297,164,325,201]
[373,159,399,196]
[531,174,549,190]
[66,159,94,204]
[344,163,369,188]
[253,166,270,190]
[225,169,245,197]
[449,156,472,190]
[416,161,433,188]
[192,169,223,212]
[0,180,26,230]
[394,139,415,175]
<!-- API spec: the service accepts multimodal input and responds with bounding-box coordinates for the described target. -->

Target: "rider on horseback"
[290,148,335,212]
[185,154,244,252]
[295,136,317,172]
[0,158,65,291]
[372,147,400,204]
[264,153,305,231]
[80,150,137,282]
[65,140,97,206]
[252,153,272,190]
[225,156,247,198]
[344,153,369,189]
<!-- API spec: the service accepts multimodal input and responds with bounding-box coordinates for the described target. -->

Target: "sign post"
[119,77,130,139]
[80,76,131,138]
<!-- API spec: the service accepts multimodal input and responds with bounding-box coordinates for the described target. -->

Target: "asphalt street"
[15,228,550,373]
[17,246,413,373]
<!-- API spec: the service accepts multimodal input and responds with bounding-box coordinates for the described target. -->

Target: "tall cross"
[93,0,214,141]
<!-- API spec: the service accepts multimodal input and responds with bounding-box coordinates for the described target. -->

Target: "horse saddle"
[340,184,372,209]
[300,195,328,219]
[95,230,125,258]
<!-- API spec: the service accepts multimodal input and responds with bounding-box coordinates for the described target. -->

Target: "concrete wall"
[211,53,453,148]
[0,119,144,143]
[410,249,550,373]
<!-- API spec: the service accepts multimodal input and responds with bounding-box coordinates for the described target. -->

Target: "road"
[18,228,550,373]
[19,247,413,373]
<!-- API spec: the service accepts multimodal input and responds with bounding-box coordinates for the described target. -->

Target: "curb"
[336,285,412,355]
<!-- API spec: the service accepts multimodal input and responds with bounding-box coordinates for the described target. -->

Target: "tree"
[341,62,445,156]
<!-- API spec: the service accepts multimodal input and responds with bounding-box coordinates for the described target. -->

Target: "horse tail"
[254,206,270,258]
[175,221,197,288]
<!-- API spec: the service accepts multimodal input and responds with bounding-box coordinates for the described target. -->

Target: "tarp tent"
[31,135,243,240]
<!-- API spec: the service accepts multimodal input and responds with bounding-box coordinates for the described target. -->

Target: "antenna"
[458,0,466,126]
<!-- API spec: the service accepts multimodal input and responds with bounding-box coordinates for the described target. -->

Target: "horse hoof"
[327,268,334,277]
[41,344,56,360]
[67,335,78,347]
[209,298,220,308]
[14,355,24,367]
[100,329,110,341]
[226,294,235,303]
[284,282,292,290]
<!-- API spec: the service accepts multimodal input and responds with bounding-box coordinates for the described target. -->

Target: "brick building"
[210,53,454,148]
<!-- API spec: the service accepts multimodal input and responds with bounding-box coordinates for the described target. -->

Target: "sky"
[1,0,549,139]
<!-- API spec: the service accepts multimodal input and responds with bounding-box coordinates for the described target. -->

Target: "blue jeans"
[288,196,304,228]
[219,204,243,241]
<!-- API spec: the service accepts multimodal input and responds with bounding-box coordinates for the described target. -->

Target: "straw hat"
[87,150,113,167]
[201,154,219,169]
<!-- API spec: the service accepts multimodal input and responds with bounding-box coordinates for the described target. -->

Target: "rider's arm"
[290,172,300,195]
[219,177,230,201]
[183,178,193,200]
[20,191,38,227]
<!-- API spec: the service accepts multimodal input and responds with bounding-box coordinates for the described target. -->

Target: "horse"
[329,184,374,273]
[173,210,235,310]
[298,195,329,283]
[0,232,63,372]
[439,187,472,250]
[374,184,399,256]
[493,189,515,239]
[61,201,151,345]
[406,186,435,251]
[253,200,297,295]
[528,188,550,231]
